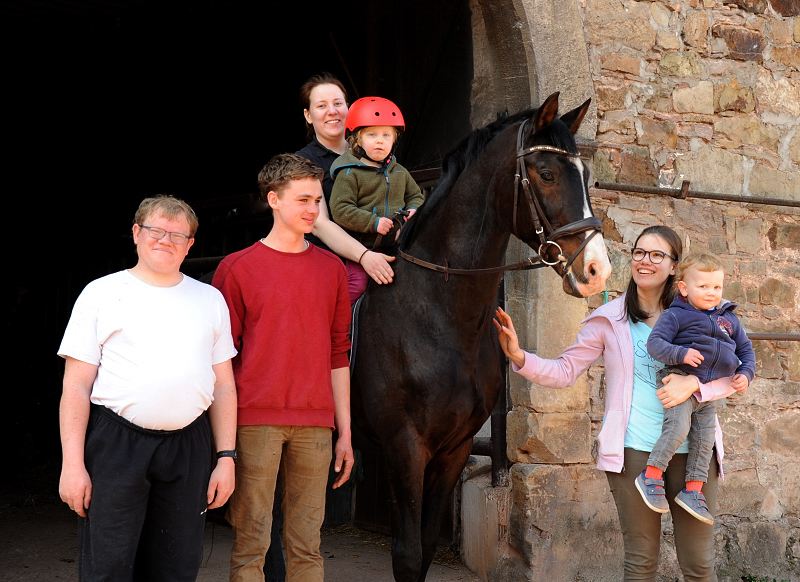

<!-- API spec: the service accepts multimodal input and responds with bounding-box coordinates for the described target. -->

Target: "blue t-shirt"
[624,320,689,453]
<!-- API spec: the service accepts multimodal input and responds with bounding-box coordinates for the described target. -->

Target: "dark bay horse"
[350,93,612,582]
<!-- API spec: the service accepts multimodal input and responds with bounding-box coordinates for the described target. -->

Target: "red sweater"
[212,242,351,428]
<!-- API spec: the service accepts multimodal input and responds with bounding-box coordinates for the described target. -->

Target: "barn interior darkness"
[2,0,473,498]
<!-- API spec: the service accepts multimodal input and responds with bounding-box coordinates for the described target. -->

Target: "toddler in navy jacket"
[636,252,754,525]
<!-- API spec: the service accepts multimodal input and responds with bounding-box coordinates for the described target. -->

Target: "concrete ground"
[0,503,481,582]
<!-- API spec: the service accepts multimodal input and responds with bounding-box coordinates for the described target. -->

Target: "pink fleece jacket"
[513,295,735,475]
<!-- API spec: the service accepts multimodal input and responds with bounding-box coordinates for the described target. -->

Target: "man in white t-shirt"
[57,195,238,582]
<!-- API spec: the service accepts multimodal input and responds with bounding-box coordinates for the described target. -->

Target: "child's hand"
[731,373,749,392]
[493,307,525,368]
[683,348,703,367]
[404,209,417,221]
[377,217,393,235]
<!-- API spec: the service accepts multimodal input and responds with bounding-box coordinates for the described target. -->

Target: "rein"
[399,119,603,280]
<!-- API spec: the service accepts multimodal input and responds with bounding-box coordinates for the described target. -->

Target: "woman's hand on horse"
[493,307,526,368]
[377,217,393,235]
[361,251,395,284]
[657,373,699,408]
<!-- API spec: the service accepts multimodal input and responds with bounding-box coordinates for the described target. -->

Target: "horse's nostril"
[589,265,597,277]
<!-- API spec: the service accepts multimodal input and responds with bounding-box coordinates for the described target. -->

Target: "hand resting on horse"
[495,306,707,409]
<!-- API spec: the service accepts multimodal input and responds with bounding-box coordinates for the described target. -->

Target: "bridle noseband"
[399,118,603,281]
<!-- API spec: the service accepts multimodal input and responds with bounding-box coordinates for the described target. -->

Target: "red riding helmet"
[345,97,405,132]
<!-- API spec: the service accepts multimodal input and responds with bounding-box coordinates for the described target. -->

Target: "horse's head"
[505,92,611,298]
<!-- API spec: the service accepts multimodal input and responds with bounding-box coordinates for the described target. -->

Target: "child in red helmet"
[329,97,424,303]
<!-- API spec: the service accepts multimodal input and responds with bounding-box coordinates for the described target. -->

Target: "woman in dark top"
[296,72,396,285]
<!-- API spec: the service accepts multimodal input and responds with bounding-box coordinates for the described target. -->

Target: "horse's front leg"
[416,440,474,582]
[383,428,430,582]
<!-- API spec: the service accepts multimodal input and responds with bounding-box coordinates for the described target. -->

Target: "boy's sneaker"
[674,489,714,525]
[635,471,670,513]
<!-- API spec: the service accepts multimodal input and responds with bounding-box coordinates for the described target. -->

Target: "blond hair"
[676,251,725,282]
[134,195,199,237]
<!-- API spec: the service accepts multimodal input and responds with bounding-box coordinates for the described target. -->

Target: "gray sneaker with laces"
[675,488,714,524]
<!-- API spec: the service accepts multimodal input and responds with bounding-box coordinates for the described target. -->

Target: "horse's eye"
[540,171,554,182]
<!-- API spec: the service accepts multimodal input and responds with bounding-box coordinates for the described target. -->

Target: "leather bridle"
[399,119,603,281]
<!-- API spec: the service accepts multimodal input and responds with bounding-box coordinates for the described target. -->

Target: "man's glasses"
[139,225,192,245]
[630,248,676,264]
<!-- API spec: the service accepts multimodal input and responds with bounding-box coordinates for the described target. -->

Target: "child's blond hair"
[675,251,725,283]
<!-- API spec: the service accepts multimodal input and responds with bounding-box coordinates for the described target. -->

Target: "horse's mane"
[398,104,579,247]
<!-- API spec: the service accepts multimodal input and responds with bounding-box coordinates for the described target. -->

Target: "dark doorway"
[1,0,474,519]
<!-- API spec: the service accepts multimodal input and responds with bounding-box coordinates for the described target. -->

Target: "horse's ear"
[559,98,592,134]
[531,92,560,132]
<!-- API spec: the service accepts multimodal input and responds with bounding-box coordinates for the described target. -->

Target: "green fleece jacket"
[329,151,424,248]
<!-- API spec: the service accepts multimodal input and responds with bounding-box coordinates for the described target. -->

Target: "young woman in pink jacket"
[495,225,740,582]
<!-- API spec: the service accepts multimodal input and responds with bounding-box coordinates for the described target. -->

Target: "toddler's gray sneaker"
[675,489,714,524]
[635,471,670,513]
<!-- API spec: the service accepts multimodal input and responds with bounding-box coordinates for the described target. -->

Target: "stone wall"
[480,0,799,581]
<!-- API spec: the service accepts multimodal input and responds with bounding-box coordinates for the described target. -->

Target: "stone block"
[718,408,757,454]
[684,9,709,50]
[713,117,780,151]
[657,30,682,51]
[735,217,762,254]
[713,25,764,61]
[753,340,783,379]
[506,411,592,464]
[651,2,671,27]
[729,0,768,12]
[746,287,759,303]
[674,145,743,195]
[796,17,800,43]
[637,117,678,147]
[736,522,788,576]
[763,410,800,456]
[772,46,800,71]
[790,130,800,164]
[601,53,640,75]
[716,77,755,113]
[605,246,631,294]
[595,84,628,111]
[717,468,766,516]
[461,472,509,582]
[788,344,800,381]
[592,150,616,183]
[769,19,793,45]
[618,146,658,186]
[759,277,795,308]
[767,223,800,249]
[658,52,703,76]
[724,279,745,303]
[584,0,656,52]
[772,0,800,17]
[509,464,622,581]
[749,166,799,201]
[756,70,800,117]
[673,81,714,114]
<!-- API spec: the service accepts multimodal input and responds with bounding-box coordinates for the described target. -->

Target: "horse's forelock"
[530,116,580,155]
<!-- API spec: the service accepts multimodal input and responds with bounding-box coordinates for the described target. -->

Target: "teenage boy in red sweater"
[213,153,353,582]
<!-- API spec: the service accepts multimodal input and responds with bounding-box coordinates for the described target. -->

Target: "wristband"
[216,450,237,463]
[358,249,369,264]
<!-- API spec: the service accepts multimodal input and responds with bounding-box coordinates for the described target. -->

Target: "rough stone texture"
[673,80,714,113]
[510,465,622,581]
[715,77,755,112]
[601,53,640,75]
[768,222,800,248]
[772,46,800,71]
[749,165,799,201]
[673,145,744,194]
[461,466,510,582]
[755,69,800,117]
[507,412,592,464]
[713,25,765,61]
[729,0,768,13]
[618,145,659,186]
[583,0,656,52]
[637,117,678,147]
[796,17,800,42]
[659,51,704,76]
[759,277,796,308]
[790,129,800,164]
[713,117,780,151]
[595,84,628,111]
[772,0,800,17]
[754,340,783,378]
[684,9,709,50]
[735,218,763,254]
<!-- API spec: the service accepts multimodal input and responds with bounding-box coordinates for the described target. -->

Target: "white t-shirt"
[58,271,238,430]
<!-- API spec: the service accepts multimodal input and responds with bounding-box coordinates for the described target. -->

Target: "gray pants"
[650,367,717,482]
[607,448,719,582]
